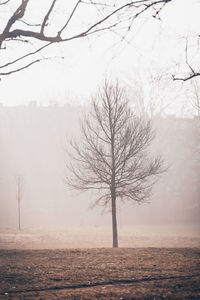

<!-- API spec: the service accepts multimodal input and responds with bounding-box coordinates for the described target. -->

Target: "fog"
[0,103,199,232]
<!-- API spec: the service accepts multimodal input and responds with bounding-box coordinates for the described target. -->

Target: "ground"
[0,227,199,299]
[0,248,200,299]
[0,226,200,249]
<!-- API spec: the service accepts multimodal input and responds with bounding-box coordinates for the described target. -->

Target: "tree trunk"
[111,189,118,248]
[18,199,21,231]
[17,179,21,231]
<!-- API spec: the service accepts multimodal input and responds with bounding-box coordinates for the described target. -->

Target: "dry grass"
[0,226,200,249]
[0,248,199,299]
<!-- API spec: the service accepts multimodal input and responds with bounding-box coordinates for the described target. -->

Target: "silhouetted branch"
[17,19,43,27]
[66,80,163,248]
[0,0,172,76]
[66,80,162,203]
[0,58,47,76]
[40,0,57,34]
[173,38,200,81]
[0,42,52,70]
[0,0,10,5]
[173,73,200,82]
[0,55,63,76]
[57,0,82,36]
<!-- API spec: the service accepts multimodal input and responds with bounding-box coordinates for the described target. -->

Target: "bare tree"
[16,175,24,231]
[0,0,171,76]
[66,81,162,248]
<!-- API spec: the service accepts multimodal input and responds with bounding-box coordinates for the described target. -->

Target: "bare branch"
[17,19,44,27]
[0,57,48,76]
[66,81,162,200]
[0,0,10,5]
[173,38,200,81]
[66,80,163,247]
[40,0,57,34]
[0,42,52,70]
[173,72,200,82]
[57,0,82,36]
[0,0,172,76]
[185,39,196,75]
[0,0,29,48]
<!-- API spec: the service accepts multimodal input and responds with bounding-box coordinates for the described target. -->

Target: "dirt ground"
[0,248,199,299]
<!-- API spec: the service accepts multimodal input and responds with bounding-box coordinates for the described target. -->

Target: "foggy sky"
[0,0,200,107]
[0,0,200,231]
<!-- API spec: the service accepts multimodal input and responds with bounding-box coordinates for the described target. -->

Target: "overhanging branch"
[0,0,172,76]
[173,72,200,82]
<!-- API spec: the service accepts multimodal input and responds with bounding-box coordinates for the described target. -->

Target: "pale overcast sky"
[0,0,200,110]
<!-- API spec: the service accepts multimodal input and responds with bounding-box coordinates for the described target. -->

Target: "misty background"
[0,0,200,240]
[0,102,199,230]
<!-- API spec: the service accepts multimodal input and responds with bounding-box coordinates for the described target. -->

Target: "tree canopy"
[66,81,162,247]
